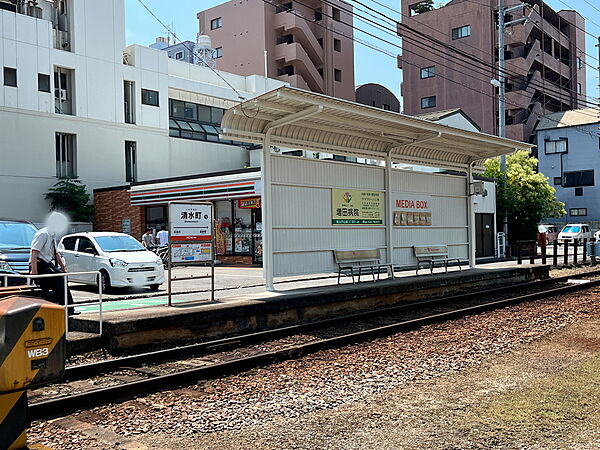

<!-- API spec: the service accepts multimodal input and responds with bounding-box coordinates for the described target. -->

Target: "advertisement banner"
[169,203,212,242]
[238,197,261,209]
[392,193,433,227]
[171,243,212,263]
[331,189,383,225]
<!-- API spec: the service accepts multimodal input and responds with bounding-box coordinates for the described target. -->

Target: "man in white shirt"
[29,212,77,315]
[156,226,169,246]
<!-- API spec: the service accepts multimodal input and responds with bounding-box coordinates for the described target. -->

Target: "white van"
[557,224,592,243]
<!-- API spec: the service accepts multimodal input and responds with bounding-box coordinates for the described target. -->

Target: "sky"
[125,0,600,104]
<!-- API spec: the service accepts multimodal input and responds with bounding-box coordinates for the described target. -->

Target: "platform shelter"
[222,87,532,289]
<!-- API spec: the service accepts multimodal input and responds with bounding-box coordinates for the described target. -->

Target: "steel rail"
[61,269,600,381]
[29,272,600,421]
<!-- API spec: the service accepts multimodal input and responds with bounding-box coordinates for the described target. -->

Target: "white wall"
[0,3,284,223]
[269,155,469,277]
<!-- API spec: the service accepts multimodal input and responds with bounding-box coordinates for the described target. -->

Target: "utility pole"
[597,36,600,106]
[497,0,527,257]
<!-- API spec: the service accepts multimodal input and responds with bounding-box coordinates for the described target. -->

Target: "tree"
[411,0,435,14]
[483,151,565,242]
[45,178,94,222]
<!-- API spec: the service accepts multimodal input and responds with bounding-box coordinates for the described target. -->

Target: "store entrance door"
[251,208,263,265]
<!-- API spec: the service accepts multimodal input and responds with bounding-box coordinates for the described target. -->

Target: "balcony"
[274,42,324,93]
[273,11,323,67]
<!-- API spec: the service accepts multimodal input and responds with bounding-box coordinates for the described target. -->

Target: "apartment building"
[397,0,587,143]
[536,109,600,228]
[197,0,355,101]
[0,0,283,223]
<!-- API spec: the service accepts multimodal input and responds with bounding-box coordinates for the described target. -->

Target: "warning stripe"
[0,391,27,450]
[0,299,40,368]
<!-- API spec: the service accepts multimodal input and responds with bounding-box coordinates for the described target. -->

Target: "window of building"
[334,69,342,82]
[277,65,295,76]
[315,7,322,21]
[141,88,159,107]
[277,34,294,45]
[575,187,583,196]
[451,25,471,40]
[577,57,583,69]
[275,2,292,13]
[577,83,582,94]
[332,7,341,21]
[38,73,50,92]
[214,47,223,58]
[563,170,594,187]
[3,67,16,87]
[420,66,436,79]
[421,95,436,108]
[570,208,587,217]
[210,17,222,29]
[125,141,137,183]
[553,177,562,186]
[55,132,76,178]
[545,138,567,154]
[175,51,184,60]
[382,104,391,110]
[124,80,135,124]
[334,39,341,52]
[168,99,243,146]
[54,67,74,115]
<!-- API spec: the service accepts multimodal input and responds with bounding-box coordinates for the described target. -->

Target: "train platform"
[68,263,550,351]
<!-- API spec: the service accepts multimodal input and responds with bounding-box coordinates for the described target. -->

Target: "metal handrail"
[2,271,103,337]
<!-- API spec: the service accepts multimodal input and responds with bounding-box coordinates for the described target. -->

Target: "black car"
[0,218,38,285]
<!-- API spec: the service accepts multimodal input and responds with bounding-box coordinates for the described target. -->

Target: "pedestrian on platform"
[29,212,78,315]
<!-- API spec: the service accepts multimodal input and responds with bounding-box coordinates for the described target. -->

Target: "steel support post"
[467,164,477,268]
[262,134,274,291]
[385,153,394,276]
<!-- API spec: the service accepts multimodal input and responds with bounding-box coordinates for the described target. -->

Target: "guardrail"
[1,271,103,337]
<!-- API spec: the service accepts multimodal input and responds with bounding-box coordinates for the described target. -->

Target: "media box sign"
[169,203,212,242]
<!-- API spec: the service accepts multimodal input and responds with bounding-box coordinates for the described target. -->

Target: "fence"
[515,239,594,267]
[2,271,104,338]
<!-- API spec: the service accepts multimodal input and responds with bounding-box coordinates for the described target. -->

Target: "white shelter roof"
[221,87,532,171]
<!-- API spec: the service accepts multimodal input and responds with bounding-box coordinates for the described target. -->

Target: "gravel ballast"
[29,285,600,449]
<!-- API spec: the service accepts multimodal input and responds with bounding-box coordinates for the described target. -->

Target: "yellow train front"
[0,296,66,450]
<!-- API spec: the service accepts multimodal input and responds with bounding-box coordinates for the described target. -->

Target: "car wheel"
[100,270,111,293]
[149,284,160,291]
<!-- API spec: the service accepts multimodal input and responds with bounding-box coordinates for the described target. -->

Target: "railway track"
[28,269,600,421]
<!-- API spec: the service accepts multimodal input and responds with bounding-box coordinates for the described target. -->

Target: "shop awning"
[222,87,533,170]
[129,170,261,205]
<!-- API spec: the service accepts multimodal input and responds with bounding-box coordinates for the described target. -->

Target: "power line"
[263,0,600,137]
[136,0,247,101]
[334,0,600,112]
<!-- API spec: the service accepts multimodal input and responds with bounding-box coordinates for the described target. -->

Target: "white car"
[59,232,165,291]
[557,224,592,244]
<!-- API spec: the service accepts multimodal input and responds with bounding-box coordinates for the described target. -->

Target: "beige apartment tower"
[397,0,587,143]
[198,0,355,101]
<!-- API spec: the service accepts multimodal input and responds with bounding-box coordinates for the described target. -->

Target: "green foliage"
[45,177,94,222]
[483,150,565,242]
[411,0,435,13]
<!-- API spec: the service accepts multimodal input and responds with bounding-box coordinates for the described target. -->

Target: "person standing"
[156,226,169,246]
[141,229,156,249]
[29,212,78,316]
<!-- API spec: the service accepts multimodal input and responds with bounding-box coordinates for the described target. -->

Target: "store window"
[214,198,262,263]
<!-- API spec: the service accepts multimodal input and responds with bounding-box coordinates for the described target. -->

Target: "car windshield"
[0,221,37,250]
[94,235,146,252]
[562,226,580,233]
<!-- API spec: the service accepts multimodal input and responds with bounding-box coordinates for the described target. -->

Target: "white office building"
[0,0,283,222]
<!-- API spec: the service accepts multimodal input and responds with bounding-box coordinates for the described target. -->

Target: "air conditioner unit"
[55,88,68,101]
